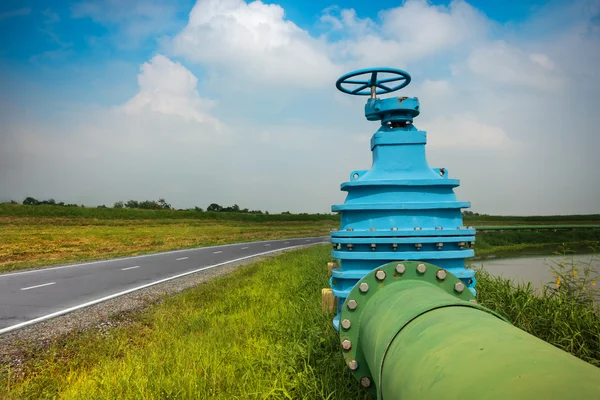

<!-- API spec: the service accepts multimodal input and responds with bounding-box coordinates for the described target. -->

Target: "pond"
[469,254,599,291]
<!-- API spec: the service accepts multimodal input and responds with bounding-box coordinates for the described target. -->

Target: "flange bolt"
[341,319,352,329]
[375,270,387,281]
[359,283,369,293]
[454,282,465,293]
[436,269,447,281]
[342,339,352,351]
[417,263,427,274]
[347,299,358,310]
[360,377,372,388]
[395,263,406,274]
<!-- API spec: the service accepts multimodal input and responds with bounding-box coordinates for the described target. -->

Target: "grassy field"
[2,204,599,274]
[2,245,598,399]
[0,217,336,273]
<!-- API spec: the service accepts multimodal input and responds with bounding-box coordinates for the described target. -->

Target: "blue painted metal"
[330,67,476,329]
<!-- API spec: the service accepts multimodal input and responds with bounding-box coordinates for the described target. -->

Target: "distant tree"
[194,206,204,212]
[23,197,39,205]
[281,211,291,215]
[158,198,171,209]
[114,201,125,209]
[97,204,107,208]
[125,200,139,209]
[207,203,223,212]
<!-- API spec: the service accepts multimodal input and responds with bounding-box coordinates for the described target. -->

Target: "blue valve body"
[330,68,475,330]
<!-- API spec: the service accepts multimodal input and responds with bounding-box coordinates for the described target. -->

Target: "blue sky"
[1,0,599,214]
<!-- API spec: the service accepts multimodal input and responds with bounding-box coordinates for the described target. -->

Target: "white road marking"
[241,247,249,250]
[265,244,271,246]
[21,282,56,291]
[305,239,311,242]
[176,257,188,261]
[121,266,140,271]
[284,242,289,244]
[0,237,329,278]
[0,244,327,335]
[213,251,222,254]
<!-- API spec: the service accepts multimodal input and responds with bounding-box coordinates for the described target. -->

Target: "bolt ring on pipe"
[339,261,506,397]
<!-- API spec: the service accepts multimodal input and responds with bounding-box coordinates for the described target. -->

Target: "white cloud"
[122,54,220,127]
[171,0,341,87]
[323,0,488,67]
[420,114,512,149]
[467,41,563,90]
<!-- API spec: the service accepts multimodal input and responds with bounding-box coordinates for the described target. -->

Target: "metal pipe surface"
[359,280,600,399]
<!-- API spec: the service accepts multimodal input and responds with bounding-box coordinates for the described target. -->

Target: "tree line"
[3,197,288,214]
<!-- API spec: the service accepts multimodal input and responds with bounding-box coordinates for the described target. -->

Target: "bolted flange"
[375,270,387,281]
[339,261,505,397]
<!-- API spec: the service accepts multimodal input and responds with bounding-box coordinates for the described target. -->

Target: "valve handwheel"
[336,67,411,97]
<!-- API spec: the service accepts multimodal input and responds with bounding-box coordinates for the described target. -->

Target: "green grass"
[0,217,336,273]
[0,204,338,222]
[475,257,600,366]
[2,245,599,399]
[1,245,369,399]
[474,230,600,259]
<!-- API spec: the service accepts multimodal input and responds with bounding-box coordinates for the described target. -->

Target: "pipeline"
[327,68,600,398]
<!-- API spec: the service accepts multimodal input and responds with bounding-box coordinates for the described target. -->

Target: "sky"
[0,0,598,215]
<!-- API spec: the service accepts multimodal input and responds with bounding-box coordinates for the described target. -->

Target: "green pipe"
[339,261,600,399]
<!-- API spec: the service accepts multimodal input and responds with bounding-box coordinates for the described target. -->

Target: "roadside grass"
[0,218,336,273]
[1,245,370,399]
[3,246,600,399]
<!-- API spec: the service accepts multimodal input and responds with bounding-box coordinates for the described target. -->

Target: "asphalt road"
[0,237,327,335]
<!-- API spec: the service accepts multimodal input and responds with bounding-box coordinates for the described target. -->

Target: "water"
[470,254,599,291]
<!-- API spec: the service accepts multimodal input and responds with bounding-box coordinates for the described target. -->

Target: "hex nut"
[341,319,352,330]
[348,360,359,370]
[436,269,447,281]
[347,299,358,310]
[391,227,398,231]
[360,377,372,388]
[454,282,465,293]
[342,339,352,351]
[395,263,406,274]
[359,282,369,293]
[414,226,422,231]
[417,263,427,274]
[375,270,387,281]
